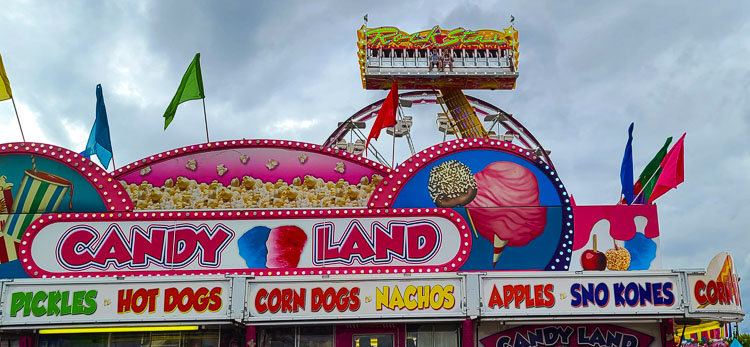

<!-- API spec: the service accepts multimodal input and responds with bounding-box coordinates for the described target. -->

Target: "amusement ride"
[323,21,556,171]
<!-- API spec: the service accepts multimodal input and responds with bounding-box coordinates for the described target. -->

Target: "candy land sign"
[481,273,680,316]
[688,252,743,315]
[19,209,469,277]
[247,276,463,320]
[0,279,230,326]
[480,324,655,347]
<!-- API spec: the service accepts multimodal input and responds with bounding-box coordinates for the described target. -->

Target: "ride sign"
[246,275,464,320]
[364,26,515,50]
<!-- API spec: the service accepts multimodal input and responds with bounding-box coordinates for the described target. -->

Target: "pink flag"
[648,133,685,203]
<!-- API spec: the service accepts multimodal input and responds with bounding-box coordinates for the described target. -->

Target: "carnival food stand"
[0,23,743,347]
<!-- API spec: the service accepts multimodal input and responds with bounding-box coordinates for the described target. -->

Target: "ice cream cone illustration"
[466,162,547,267]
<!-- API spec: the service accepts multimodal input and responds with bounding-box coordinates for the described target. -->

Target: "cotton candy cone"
[466,162,547,247]
[466,161,548,268]
[493,235,508,267]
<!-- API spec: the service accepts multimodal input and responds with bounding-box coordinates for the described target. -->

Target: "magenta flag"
[648,132,685,203]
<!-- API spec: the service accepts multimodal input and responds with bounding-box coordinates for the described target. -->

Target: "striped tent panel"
[710,328,719,339]
[725,324,732,339]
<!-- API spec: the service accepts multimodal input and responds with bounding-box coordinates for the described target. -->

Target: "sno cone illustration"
[466,162,547,267]
[238,225,307,268]
[1,170,73,246]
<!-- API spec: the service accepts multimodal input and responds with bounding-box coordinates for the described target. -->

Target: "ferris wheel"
[322,90,555,171]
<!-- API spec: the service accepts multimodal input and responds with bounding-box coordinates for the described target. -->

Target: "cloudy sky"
[2,0,749,329]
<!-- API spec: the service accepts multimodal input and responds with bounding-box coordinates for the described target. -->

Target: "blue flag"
[81,84,113,169]
[620,122,635,204]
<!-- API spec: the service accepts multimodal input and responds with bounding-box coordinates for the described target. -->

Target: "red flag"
[365,81,398,154]
[648,133,685,203]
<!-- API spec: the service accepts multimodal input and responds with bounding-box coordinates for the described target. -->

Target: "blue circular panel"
[391,148,572,271]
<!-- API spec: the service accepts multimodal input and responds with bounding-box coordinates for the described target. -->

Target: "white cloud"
[264,118,320,135]
[0,101,51,144]
[60,117,89,151]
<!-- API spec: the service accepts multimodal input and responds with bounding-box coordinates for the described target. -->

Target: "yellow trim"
[39,325,199,334]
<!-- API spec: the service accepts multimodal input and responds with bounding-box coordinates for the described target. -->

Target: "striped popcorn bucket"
[1,170,73,244]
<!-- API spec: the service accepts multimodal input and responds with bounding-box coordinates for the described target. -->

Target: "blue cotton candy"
[624,233,657,270]
[238,226,271,268]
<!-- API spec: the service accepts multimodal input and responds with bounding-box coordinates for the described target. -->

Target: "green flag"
[633,136,672,203]
[163,53,205,130]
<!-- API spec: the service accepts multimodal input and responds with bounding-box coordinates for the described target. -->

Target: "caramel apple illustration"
[581,234,607,271]
[605,240,631,271]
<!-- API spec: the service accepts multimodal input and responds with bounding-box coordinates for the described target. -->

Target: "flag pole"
[390,105,399,168]
[10,98,26,142]
[391,126,395,168]
[202,98,210,143]
[10,97,36,171]
[110,152,117,172]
